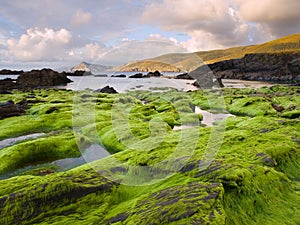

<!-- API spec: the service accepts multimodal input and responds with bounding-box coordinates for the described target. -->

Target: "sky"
[0,0,300,69]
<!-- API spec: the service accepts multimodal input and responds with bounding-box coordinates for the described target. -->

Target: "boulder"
[129,73,144,78]
[94,86,118,94]
[71,70,93,76]
[0,78,17,93]
[0,100,28,119]
[112,74,126,78]
[147,70,161,77]
[175,73,194,80]
[16,68,72,89]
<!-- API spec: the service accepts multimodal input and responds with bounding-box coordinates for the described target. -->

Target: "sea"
[0,72,275,93]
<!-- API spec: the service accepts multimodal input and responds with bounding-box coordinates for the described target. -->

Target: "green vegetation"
[0,84,299,224]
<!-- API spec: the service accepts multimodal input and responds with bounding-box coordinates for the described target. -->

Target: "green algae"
[0,85,299,224]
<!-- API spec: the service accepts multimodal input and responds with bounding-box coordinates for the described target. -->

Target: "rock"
[129,73,144,78]
[112,74,126,78]
[213,78,224,88]
[0,78,17,94]
[175,73,194,80]
[147,70,161,77]
[189,65,214,89]
[271,103,284,113]
[70,70,92,76]
[45,106,58,114]
[94,86,118,94]
[16,68,72,89]
[0,100,27,119]
[195,52,300,82]
[0,69,24,75]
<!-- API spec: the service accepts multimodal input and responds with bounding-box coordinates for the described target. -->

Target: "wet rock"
[45,106,58,114]
[0,78,16,93]
[256,153,277,167]
[0,69,24,75]
[129,73,144,78]
[70,70,93,76]
[189,66,214,88]
[17,68,72,89]
[111,74,126,78]
[94,86,118,94]
[128,182,224,224]
[147,70,161,77]
[0,100,27,119]
[175,73,194,80]
[196,52,300,82]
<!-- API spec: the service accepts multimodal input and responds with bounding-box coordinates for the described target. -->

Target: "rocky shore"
[193,52,300,83]
[0,85,298,224]
[0,68,72,93]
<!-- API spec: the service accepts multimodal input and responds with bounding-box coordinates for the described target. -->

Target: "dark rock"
[0,100,27,119]
[16,68,72,89]
[147,70,161,77]
[189,66,214,89]
[271,103,284,113]
[0,69,24,75]
[0,78,17,93]
[94,74,108,77]
[175,73,194,80]
[129,73,144,78]
[105,213,129,224]
[112,74,126,78]
[215,78,224,88]
[70,70,92,76]
[94,86,118,94]
[195,52,300,82]
[256,153,277,167]
[45,106,58,114]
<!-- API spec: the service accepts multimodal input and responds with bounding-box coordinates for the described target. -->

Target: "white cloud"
[236,0,300,36]
[71,9,92,27]
[142,0,300,51]
[7,27,72,61]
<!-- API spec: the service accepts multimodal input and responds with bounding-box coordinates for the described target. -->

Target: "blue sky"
[0,0,300,69]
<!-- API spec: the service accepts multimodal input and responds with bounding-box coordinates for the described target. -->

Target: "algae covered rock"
[0,85,299,224]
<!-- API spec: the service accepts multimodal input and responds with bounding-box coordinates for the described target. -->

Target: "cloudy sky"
[0,0,299,69]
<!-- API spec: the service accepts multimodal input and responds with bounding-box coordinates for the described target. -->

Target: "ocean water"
[65,76,198,92]
[0,73,275,93]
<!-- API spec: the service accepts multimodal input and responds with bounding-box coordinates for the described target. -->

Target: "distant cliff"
[117,60,181,72]
[192,52,300,82]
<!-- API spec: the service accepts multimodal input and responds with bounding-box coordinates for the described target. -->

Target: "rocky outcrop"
[0,69,24,75]
[0,78,16,93]
[175,73,194,80]
[195,52,300,82]
[147,70,162,77]
[189,65,214,88]
[129,73,144,78]
[16,68,72,89]
[112,74,126,78]
[70,70,93,76]
[94,86,118,94]
[0,100,28,119]
[129,71,162,78]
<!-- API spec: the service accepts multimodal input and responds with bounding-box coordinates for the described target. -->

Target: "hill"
[71,62,112,74]
[118,33,300,72]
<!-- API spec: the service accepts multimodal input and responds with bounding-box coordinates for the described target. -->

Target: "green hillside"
[118,33,300,72]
